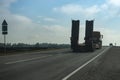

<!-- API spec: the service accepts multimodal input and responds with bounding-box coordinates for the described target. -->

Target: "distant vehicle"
[109,43,113,46]
[93,31,102,49]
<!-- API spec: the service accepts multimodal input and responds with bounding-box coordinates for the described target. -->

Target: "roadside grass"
[0,48,66,56]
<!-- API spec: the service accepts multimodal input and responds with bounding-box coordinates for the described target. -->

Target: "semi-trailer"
[71,20,102,52]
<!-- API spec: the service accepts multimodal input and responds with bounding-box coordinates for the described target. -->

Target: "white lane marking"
[5,55,52,64]
[62,47,110,80]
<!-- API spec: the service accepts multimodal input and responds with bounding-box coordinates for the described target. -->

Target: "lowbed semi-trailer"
[71,20,102,52]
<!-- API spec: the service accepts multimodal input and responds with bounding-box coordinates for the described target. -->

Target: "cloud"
[37,16,43,18]
[107,0,120,7]
[53,0,120,18]
[37,16,57,22]
[98,0,120,18]
[39,25,70,43]
[0,14,70,44]
[0,0,17,7]
[0,0,71,44]
[0,0,16,15]
[0,2,70,44]
[0,12,70,44]
[97,27,120,46]
[53,4,83,15]
[53,4,100,17]
[43,17,56,22]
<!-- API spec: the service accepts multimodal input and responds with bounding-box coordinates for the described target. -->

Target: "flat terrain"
[0,47,117,80]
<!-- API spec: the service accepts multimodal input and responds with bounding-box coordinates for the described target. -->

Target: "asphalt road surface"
[0,47,112,80]
[68,46,120,80]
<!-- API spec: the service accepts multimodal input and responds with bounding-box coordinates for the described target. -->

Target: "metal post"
[2,20,8,55]
[4,35,6,55]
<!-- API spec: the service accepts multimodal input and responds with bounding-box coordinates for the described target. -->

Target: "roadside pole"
[4,35,6,54]
[2,20,8,55]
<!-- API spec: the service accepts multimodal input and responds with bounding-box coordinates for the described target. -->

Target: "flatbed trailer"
[71,20,102,52]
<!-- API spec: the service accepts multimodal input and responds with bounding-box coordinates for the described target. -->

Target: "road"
[0,47,110,80]
[68,47,120,80]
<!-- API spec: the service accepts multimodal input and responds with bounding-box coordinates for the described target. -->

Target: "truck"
[71,20,102,52]
[93,31,102,49]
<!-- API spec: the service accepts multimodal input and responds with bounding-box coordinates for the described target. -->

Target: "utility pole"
[2,20,8,55]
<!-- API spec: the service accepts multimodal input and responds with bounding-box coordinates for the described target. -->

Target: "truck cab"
[93,31,102,49]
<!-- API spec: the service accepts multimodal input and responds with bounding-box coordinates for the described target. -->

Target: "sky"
[0,0,120,45]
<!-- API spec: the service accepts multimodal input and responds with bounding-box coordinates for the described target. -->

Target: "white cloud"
[100,0,120,18]
[0,0,16,7]
[37,16,57,22]
[0,12,71,44]
[53,4,83,15]
[0,0,16,15]
[0,0,71,44]
[0,8,70,44]
[43,17,56,22]
[53,4,100,17]
[85,5,100,16]
[37,16,43,18]
[107,0,120,7]
[13,14,32,24]
[97,27,120,46]
[40,25,70,43]
[53,0,120,18]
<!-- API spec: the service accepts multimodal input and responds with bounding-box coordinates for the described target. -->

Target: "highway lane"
[0,48,70,64]
[0,47,109,80]
[68,46,120,80]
